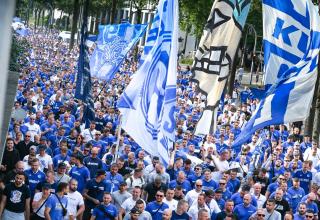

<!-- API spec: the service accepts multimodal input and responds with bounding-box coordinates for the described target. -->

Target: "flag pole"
[113,114,123,163]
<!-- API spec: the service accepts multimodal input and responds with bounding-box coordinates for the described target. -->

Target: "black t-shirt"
[216,211,239,220]
[275,199,290,219]
[4,170,29,185]
[144,183,168,202]
[4,183,30,213]
[171,211,189,220]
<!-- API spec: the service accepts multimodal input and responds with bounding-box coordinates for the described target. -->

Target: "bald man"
[234,194,257,220]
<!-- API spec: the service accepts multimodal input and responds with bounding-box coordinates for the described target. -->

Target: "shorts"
[2,209,24,220]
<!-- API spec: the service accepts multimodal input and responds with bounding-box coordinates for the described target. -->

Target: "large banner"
[90,23,147,81]
[263,0,313,86]
[191,0,251,135]
[234,0,320,146]
[118,0,178,165]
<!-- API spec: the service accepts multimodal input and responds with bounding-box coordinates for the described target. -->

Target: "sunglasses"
[196,184,202,187]
[156,194,164,197]
[257,214,265,217]
[306,215,313,218]
[219,182,226,185]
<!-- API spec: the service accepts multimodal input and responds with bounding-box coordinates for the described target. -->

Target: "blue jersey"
[293,170,312,194]
[202,178,218,192]
[267,182,280,195]
[231,193,258,207]
[234,204,257,220]
[40,123,57,139]
[45,194,68,220]
[24,169,45,196]
[146,201,169,220]
[301,195,319,214]
[85,179,110,209]
[105,172,123,193]
[216,198,226,211]
[222,189,232,201]
[52,154,70,169]
[288,186,305,212]
[69,165,90,193]
[169,180,192,194]
[83,157,103,178]
[92,204,118,220]
[228,178,241,193]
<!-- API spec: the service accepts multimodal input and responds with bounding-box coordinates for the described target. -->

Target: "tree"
[69,0,80,50]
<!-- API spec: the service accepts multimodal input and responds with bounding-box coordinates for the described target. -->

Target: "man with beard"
[145,190,169,220]
[263,199,281,220]
[66,179,85,220]
[265,189,290,218]
[83,169,109,219]
[216,200,237,220]
[91,192,118,220]
[234,194,256,220]
[0,172,31,220]
[294,203,307,220]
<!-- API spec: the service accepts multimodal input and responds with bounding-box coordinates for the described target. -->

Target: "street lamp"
[248,24,257,85]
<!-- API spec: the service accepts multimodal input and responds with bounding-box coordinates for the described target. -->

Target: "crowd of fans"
[0,28,320,220]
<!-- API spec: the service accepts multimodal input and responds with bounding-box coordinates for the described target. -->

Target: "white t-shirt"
[121,197,146,214]
[163,198,178,210]
[185,190,202,206]
[33,192,47,218]
[81,128,97,142]
[24,123,41,141]
[65,191,84,218]
[37,154,53,171]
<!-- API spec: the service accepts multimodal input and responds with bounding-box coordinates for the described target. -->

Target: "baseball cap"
[38,145,46,150]
[96,169,106,177]
[30,145,37,151]
[58,162,67,168]
[205,189,214,198]
[130,207,141,215]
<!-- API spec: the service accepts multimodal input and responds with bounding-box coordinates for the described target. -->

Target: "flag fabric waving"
[90,23,147,81]
[191,0,251,135]
[75,0,95,126]
[234,0,320,146]
[117,0,178,165]
[263,0,314,87]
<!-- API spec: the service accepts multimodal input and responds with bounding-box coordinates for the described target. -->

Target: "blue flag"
[263,0,312,87]
[234,0,320,147]
[75,1,95,126]
[117,0,178,165]
[90,23,147,81]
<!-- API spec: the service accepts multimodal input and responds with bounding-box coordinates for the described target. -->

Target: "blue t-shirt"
[231,193,258,207]
[92,204,118,220]
[171,211,190,220]
[105,172,123,193]
[24,169,46,196]
[69,165,90,193]
[85,179,110,209]
[52,154,70,169]
[228,178,241,193]
[293,170,312,194]
[45,194,68,220]
[288,186,305,212]
[169,180,192,194]
[145,201,169,220]
[202,179,218,192]
[234,204,257,220]
[83,157,103,179]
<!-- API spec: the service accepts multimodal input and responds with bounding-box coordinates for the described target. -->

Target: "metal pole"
[113,115,123,163]
[0,0,15,164]
[240,30,248,67]
[249,25,257,85]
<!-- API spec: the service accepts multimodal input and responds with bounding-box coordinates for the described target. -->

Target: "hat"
[42,183,51,189]
[215,188,223,194]
[30,145,37,151]
[40,136,47,141]
[38,145,46,150]
[130,207,141,215]
[120,182,127,186]
[58,162,67,168]
[206,155,213,160]
[96,169,106,176]
[153,156,160,161]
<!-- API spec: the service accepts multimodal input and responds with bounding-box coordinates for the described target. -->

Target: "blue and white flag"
[75,1,95,126]
[191,0,251,135]
[117,0,178,165]
[90,23,147,81]
[263,0,315,87]
[234,0,320,146]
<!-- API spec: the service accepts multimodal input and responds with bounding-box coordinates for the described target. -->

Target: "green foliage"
[180,58,194,65]
[9,34,30,72]
[179,0,214,39]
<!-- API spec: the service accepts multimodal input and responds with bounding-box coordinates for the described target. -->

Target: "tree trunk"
[227,46,240,97]
[41,9,45,27]
[109,0,117,24]
[312,54,320,143]
[136,9,142,24]
[69,0,80,50]
[66,14,70,30]
[34,8,38,30]
[37,10,41,28]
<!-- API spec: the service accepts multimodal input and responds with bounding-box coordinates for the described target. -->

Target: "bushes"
[9,34,30,72]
